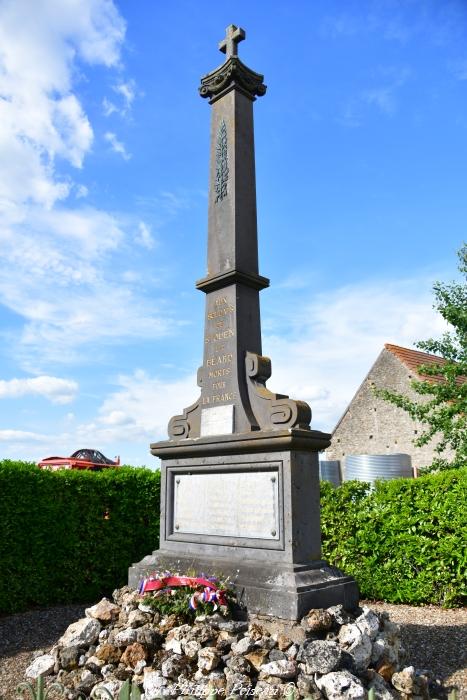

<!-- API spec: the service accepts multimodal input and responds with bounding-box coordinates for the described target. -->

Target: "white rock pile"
[25,586,440,699]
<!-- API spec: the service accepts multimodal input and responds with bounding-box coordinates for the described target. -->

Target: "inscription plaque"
[200,405,234,436]
[173,470,279,539]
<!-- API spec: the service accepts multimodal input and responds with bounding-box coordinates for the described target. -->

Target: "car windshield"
[72,450,92,461]
[70,449,114,464]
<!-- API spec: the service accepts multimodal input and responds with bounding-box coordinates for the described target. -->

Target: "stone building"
[325,343,456,471]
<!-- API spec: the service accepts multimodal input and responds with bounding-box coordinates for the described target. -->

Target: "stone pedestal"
[129,431,358,619]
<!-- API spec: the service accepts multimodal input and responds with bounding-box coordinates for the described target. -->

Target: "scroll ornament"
[245,351,312,431]
[167,367,203,439]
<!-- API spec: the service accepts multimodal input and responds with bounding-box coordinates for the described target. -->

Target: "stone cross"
[218,24,245,58]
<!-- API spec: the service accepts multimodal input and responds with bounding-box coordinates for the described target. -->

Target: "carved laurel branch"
[215,119,228,202]
[245,351,311,431]
[199,57,266,100]
[167,367,203,440]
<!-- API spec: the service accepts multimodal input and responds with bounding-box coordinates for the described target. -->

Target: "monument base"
[129,550,358,620]
[129,430,359,620]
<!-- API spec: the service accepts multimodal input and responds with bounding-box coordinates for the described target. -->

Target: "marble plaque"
[200,405,234,436]
[173,470,279,539]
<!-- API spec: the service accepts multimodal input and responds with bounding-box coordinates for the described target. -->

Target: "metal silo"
[344,453,412,486]
[319,460,342,487]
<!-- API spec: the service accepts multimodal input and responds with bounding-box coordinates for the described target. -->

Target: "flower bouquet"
[138,570,234,620]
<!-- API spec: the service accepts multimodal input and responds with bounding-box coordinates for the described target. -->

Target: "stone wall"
[325,348,454,471]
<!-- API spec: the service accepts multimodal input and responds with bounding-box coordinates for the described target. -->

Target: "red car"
[38,449,120,471]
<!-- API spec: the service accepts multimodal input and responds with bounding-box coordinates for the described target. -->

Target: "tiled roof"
[384,343,465,384]
[384,343,446,374]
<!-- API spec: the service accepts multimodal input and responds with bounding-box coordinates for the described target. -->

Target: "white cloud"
[122,270,141,283]
[105,131,131,160]
[35,206,124,256]
[102,80,137,117]
[39,277,453,452]
[53,95,93,167]
[0,0,127,331]
[75,184,89,199]
[321,4,466,46]
[93,370,198,442]
[363,87,397,116]
[0,274,449,464]
[0,203,176,368]
[0,0,125,210]
[102,97,118,117]
[262,276,447,432]
[336,102,363,129]
[100,410,130,426]
[363,67,411,116]
[0,0,126,213]
[0,0,179,370]
[136,191,191,218]
[0,376,78,404]
[0,370,198,462]
[114,80,136,110]
[320,10,411,42]
[159,191,190,215]
[0,429,50,443]
[14,285,173,368]
[338,67,411,126]
[135,221,155,249]
[320,13,362,38]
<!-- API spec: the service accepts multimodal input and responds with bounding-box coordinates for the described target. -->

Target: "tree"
[376,244,467,471]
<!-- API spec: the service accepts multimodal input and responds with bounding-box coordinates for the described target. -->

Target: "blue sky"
[0,0,466,466]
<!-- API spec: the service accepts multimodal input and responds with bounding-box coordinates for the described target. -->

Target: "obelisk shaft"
[196,91,263,432]
[163,25,313,440]
[206,89,259,278]
[194,30,269,435]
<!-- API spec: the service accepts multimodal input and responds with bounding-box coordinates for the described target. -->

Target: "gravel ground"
[0,604,86,699]
[362,601,467,698]
[0,601,465,699]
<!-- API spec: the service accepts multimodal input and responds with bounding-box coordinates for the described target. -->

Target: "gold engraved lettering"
[215,297,228,306]
[211,392,236,403]
[207,305,235,320]
[208,368,231,378]
[204,328,235,344]
[212,381,226,390]
[206,354,232,367]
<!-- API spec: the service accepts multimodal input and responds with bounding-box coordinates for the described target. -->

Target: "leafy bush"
[320,468,467,606]
[0,460,160,614]
[1,460,465,612]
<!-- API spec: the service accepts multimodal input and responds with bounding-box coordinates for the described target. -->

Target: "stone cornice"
[151,428,331,459]
[195,268,270,293]
[199,57,266,103]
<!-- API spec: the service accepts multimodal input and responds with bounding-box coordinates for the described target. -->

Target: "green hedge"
[0,460,160,614]
[1,461,465,613]
[320,468,467,607]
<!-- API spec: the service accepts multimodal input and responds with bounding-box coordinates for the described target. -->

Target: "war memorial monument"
[129,25,358,620]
